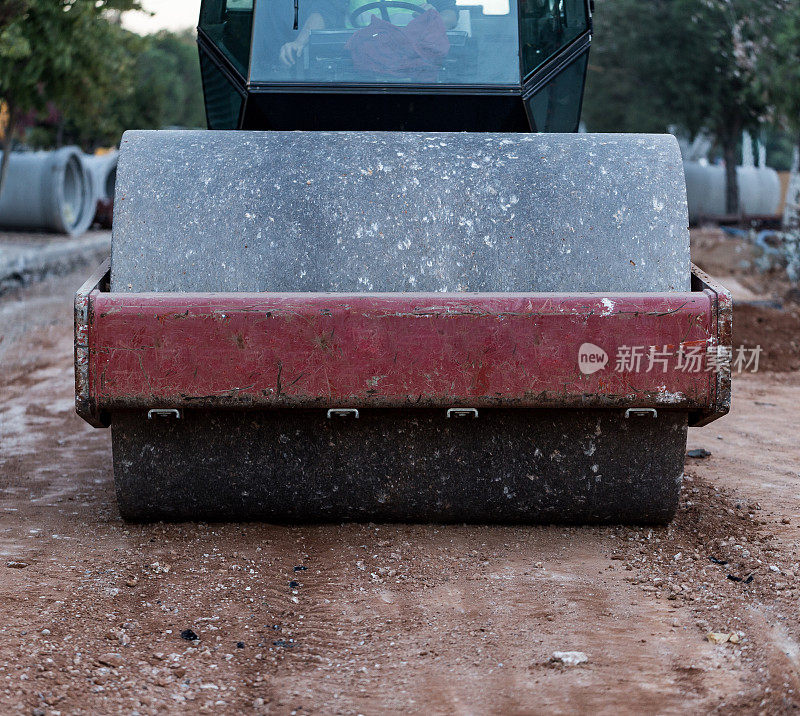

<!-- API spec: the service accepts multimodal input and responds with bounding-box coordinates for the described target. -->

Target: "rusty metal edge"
[689,263,732,427]
[74,259,110,428]
[78,265,728,423]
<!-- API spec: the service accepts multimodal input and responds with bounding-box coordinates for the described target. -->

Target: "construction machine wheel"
[107,129,691,523]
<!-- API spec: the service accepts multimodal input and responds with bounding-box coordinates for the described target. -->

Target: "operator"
[279,0,458,66]
[279,0,342,67]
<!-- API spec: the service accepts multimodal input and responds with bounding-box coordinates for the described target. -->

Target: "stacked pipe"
[683,162,782,223]
[682,131,782,224]
[0,147,97,236]
[81,151,119,229]
[0,147,119,236]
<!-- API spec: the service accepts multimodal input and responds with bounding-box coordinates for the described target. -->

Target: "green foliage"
[583,0,789,213]
[582,1,669,134]
[43,28,207,148]
[762,128,795,173]
[111,30,206,135]
[584,0,800,167]
[768,4,800,148]
[0,0,28,30]
[0,0,204,152]
[0,1,138,136]
[584,0,780,136]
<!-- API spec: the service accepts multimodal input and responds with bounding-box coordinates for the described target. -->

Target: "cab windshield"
[249,0,521,85]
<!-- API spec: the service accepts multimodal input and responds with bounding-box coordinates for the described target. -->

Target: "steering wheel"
[350,1,428,28]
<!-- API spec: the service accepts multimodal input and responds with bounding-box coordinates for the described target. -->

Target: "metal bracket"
[148,409,182,420]
[327,408,359,419]
[625,408,657,419]
[447,407,479,419]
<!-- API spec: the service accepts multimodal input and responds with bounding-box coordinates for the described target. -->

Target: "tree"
[679,0,780,216]
[582,1,671,134]
[584,0,782,216]
[767,5,800,232]
[0,0,27,29]
[25,27,206,150]
[0,0,141,198]
[108,30,206,136]
[0,0,30,190]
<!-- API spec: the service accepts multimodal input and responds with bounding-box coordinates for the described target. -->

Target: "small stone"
[126,576,139,587]
[253,697,265,708]
[781,518,791,525]
[105,628,130,645]
[728,633,741,644]
[706,632,730,645]
[181,629,199,642]
[236,641,245,649]
[97,652,124,667]
[687,449,711,459]
[6,561,28,569]
[293,566,307,572]
[550,651,588,666]
[41,629,51,636]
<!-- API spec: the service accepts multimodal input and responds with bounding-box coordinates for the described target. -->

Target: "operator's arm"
[280,11,325,66]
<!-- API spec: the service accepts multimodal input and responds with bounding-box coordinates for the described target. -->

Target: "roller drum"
[109,130,691,523]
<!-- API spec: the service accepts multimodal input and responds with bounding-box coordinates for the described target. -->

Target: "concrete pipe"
[82,151,119,229]
[0,146,96,236]
[684,161,782,223]
[82,151,118,202]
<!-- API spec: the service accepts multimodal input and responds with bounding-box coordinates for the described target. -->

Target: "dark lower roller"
[112,409,686,524]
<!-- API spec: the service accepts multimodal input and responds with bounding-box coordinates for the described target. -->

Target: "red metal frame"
[75,261,731,427]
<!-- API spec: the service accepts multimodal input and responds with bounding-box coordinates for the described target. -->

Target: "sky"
[120,0,510,34]
[122,0,202,34]
[122,0,508,35]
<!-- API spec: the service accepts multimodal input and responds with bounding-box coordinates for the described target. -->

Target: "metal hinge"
[447,407,479,419]
[148,408,182,420]
[624,408,658,419]
[327,408,359,419]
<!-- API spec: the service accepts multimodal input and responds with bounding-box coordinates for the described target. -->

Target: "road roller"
[75,0,731,522]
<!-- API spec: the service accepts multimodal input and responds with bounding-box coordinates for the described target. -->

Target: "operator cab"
[198,0,591,132]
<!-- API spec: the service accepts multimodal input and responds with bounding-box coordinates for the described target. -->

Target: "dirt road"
[1,270,799,715]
